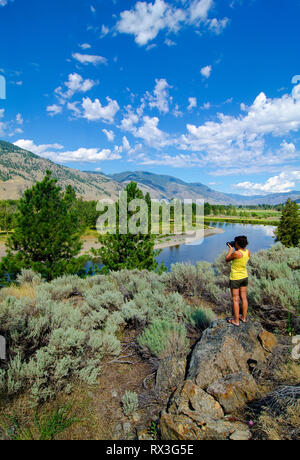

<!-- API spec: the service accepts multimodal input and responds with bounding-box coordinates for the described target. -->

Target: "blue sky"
[0,0,300,195]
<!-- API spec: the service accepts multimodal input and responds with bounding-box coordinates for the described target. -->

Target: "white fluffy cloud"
[122,136,130,151]
[82,97,120,123]
[14,139,121,163]
[47,73,98,116]
[200,65,212,78]
[189,0,213,22]
[0,110,24,136]
[134,116,169,147]
[180,85,300,173]
[146,78,172,114]
[72,53,107,65]
[116,0,228,45]
[188,97,197,111]
[16,113,23,125]
[47,104,63,116]
[79,43,91,50]
[14,139,64,155]
[102,129,115,141]
[120,107,139,131]
[55,73,97,101]
[208,17,229,34]
[233,171,300,195]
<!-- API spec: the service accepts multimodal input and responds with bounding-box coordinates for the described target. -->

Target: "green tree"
[0,172,87,281]
[92,182,165,273]
[0,201,16,234]
[275,199,300,247]
[204,202,211,216]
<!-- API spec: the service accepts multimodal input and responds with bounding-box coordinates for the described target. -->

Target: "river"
[156,222,277,269]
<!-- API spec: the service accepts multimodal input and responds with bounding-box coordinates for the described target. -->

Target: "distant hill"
[1,140,299,205]
[110,171,300,205]
[0,140,122,200]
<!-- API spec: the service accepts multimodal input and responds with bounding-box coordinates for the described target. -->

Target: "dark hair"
[235,235,248,249]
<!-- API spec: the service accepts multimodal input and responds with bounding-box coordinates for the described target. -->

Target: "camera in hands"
[226,241,236,248]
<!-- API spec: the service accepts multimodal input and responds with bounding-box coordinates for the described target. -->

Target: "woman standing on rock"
[225,236,250,327]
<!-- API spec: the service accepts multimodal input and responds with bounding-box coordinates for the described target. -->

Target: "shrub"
[122,289,192,326]
[121,391,139,417]
[190,307,217,331]
[16,269,42,286]
[138,319,189,359]
[0,292,120,404]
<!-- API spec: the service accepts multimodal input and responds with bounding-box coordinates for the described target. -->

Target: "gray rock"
[122,422,132,435]
[159,320,276,440]
[168,380,224,422]
[113,423,122,439]
[188,319,267,389]
[206,372,259,414]
[230,428,252,441]
[155,356,187,393]
[160,412,252,441]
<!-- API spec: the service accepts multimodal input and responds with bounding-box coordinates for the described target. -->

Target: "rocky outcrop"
[160,381,252,440]
[155,356,186,394]
[206,372,259,414]
[188,320,266,389]
[258,330,278,352]
[160,320,276,440]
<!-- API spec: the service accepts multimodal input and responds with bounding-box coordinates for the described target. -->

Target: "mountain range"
[0,140,299,205]
[110,171,300,206]
[0,140,122,201]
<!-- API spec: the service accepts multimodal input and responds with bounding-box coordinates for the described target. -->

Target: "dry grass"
[254,406,300,440]
[0,283,36,301]
[273,362,300,385]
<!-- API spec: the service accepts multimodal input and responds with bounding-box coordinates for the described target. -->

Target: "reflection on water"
[157,222,276,270]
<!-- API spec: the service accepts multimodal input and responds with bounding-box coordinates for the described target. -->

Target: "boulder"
[158,320,277,440]
[206,372,259,414]
[188,319,267,389]
[155,356,186,394]
[167,380,224,422]
[159,380,252,441]
[258,330,278,352]
[160,412,251,441]
[229,428,252,441]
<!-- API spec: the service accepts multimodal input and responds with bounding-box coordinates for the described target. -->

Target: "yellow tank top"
[230,249,250,281]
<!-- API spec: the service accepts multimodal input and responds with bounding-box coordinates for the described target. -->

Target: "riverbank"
[79,226,225,255]
[204,217,280,226]
[154,227,225,250]
[0,227,226,260]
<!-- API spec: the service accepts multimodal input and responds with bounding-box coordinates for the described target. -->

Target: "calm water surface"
[156,222,276,270]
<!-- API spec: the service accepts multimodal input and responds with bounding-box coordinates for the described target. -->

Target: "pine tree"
[0,171,86,281]
[204,203,212,216]
[0,201,16,234]
[276,199,300,247]
[93,182,165,273]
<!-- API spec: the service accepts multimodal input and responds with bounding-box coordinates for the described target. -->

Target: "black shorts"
[229,278,249,290]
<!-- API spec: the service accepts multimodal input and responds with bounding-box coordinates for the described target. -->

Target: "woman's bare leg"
[240,286,248,322]
[229,288,240,326]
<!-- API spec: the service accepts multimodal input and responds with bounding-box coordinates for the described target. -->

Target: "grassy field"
[205,210,281,226]
[205,217,281,226]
